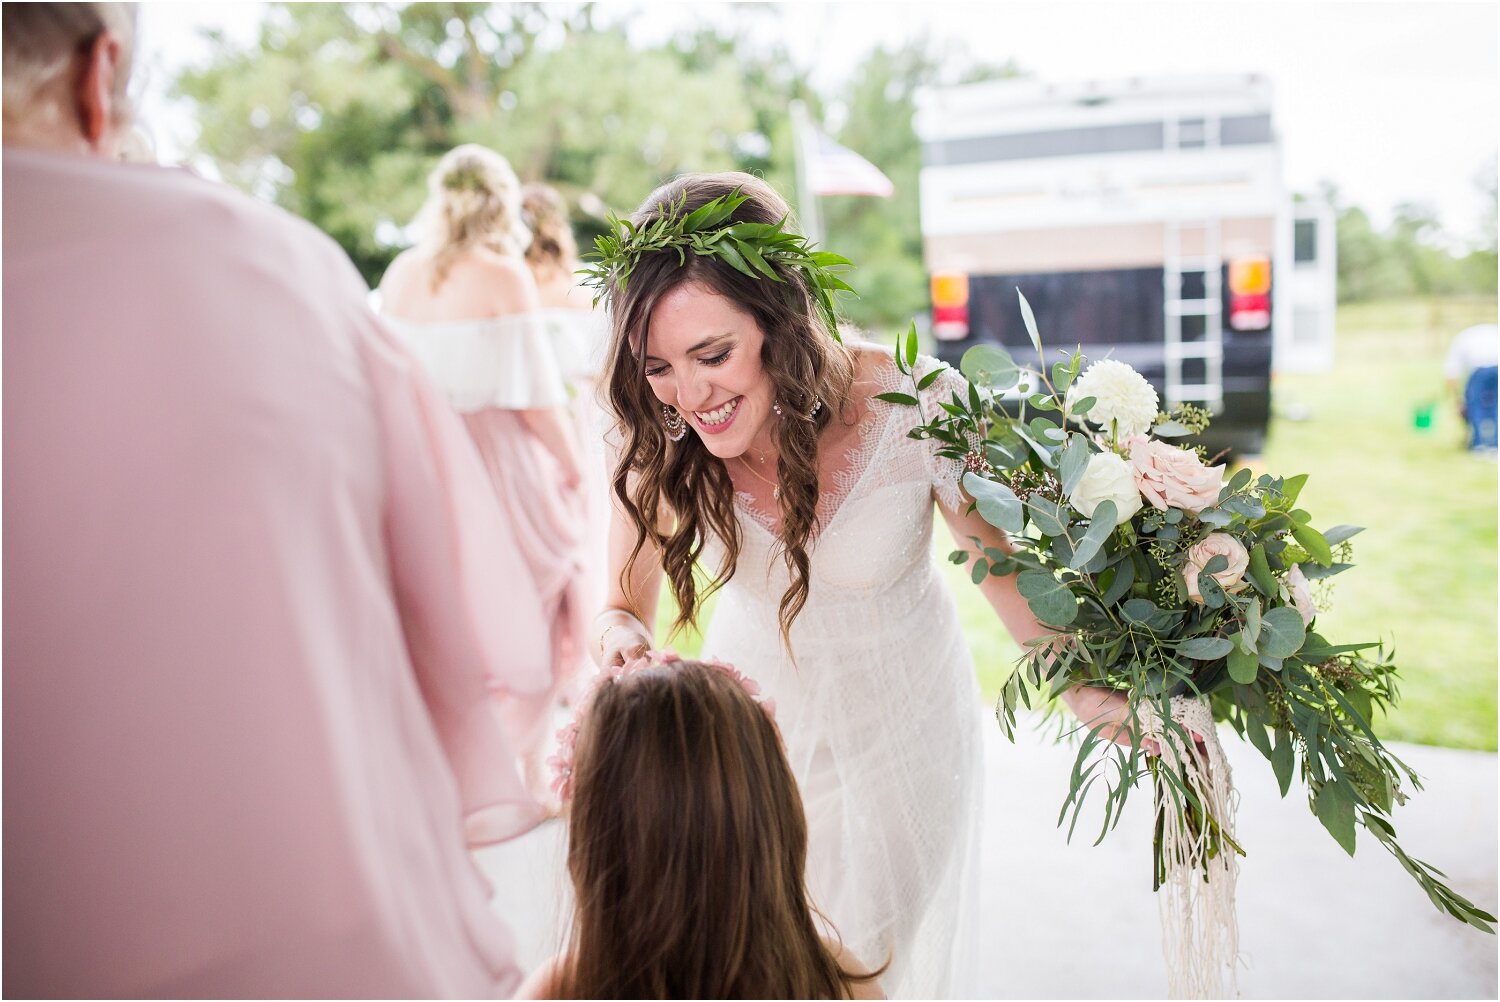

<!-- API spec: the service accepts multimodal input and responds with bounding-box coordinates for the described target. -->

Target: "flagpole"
[788,100,823,247]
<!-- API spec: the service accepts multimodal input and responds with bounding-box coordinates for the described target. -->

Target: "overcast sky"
[137,1,1498,241]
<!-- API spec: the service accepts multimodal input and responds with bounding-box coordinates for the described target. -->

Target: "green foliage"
[1322,179,1498,303]
[580,188,854,338]
[891,293,1497,932]
[174,4,771,286]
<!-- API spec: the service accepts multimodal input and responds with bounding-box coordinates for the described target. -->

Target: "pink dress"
[3,149,547,998]
[384,313,590,765]
[539,305,612,647]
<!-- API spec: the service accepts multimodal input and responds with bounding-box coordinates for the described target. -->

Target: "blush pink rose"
[1127,436,1225,513]
[1183,532,1250,602]
[1286,564,1318,625]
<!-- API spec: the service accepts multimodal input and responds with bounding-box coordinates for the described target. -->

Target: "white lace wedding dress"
[700,351,984,999]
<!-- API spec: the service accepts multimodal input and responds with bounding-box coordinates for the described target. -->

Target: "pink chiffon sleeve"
[356,312,553,845]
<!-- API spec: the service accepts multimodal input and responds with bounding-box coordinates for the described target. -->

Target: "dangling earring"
[773,397,825,420]
[661,405,688,442]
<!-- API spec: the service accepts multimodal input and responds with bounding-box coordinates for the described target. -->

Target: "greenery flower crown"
[441,164,489,194]
[579,189,855,340]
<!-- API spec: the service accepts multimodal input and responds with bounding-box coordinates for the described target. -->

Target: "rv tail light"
[1228,256,1271,330]
[1229,257,1271,295]
[1230,292,1271,330]
[931,272,970,341]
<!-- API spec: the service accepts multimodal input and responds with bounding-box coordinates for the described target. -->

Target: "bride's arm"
[594,479,669,667]
[937,496,1135,744]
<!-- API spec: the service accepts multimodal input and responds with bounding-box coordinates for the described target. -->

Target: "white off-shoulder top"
[383,313,570,411]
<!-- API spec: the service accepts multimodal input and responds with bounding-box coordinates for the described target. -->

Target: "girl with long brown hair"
[518,654,884,1000]
[586,171,1137,995]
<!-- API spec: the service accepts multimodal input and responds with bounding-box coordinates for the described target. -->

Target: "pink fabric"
[457,407,588,768]
[2,149,548,998]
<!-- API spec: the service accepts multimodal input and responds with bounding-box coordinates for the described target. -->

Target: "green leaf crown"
[580,189,855,341]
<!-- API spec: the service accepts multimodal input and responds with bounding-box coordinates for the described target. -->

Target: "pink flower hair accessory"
[546,649,776,803]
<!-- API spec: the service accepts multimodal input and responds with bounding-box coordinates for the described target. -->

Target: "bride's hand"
[1061,687,1205,758]
[595,610,652,668]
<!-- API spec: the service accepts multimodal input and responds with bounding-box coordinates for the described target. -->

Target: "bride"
[588,172,1132,998]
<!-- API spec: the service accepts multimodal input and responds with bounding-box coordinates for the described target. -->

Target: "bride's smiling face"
[641,280,775,460]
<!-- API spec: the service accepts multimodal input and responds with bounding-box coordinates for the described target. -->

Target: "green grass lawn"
[654,296,1498,750]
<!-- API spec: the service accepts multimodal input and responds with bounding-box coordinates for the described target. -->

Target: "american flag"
[801,126,895,198]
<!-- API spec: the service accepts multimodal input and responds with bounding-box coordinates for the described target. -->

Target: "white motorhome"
[916,74,1336,455]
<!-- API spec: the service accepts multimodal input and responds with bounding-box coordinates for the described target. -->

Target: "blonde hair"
[413,144,531,291]
[2,3,136,131]
[521,183,579,283]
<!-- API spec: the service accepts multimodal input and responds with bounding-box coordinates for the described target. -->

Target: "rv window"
[1294,220,1318,264]
[922,113,1273,167]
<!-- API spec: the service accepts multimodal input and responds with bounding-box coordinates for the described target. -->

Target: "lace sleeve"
[914,357,976,515]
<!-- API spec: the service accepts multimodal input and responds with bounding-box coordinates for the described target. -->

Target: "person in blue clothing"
[1444,323,1499,451]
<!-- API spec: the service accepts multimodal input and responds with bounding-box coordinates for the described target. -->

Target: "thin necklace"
[737,453,781,501]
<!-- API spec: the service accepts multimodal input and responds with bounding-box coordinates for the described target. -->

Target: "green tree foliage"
[1324,178,1497,303]
[175,3,761,286]
[171,4,1008,328]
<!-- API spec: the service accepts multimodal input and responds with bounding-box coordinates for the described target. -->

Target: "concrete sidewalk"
[477,711,1497,999]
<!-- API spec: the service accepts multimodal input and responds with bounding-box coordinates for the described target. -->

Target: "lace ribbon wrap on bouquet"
[1142,695,1241,1000]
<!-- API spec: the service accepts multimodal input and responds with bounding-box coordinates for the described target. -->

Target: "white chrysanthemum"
[1069,359,1159,440]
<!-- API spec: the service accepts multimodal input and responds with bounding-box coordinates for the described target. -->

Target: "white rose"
[1069,359,1160,440]
[1068,452,1144,527]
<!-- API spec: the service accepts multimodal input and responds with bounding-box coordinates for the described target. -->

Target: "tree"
[175,3,761,286]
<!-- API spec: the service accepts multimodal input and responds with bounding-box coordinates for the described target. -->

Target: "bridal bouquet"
[888,291,1494,996]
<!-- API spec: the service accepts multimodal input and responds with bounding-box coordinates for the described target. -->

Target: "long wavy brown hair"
[603,172,856,646]
[557,661,878,999]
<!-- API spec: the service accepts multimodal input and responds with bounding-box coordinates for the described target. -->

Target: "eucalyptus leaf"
[1027,497,1070,537]
[1099,548,1136,605]
[1300,561,1354,580]
[1070,395,1097,415]
[960,344,1019,390]
[1017,287,1043,355]
[1198,508,1234,528]
[1017,569,1080,626]
[1322,524,1365,547]
[1259,606,1306,658]
[986,434,1030,471]
[1152,420,1192,438]
[1245,595,1262,645]
[1222,494,1267,519]
[1228,467,1253,493]
[1228,645,1259,683]
[963,473,1024,533]
[1179,636,1234,660]
[1059,435,1091,495]
[1121,598,1159,624]
[1069,501,1117,569]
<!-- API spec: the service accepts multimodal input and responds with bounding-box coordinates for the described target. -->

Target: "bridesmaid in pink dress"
[3,8,548,989]
[522,183,612,664]
[380,146,588,802]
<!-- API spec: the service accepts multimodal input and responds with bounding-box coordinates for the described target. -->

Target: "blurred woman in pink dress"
[380,145,587,801]
[522,183,611,637]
